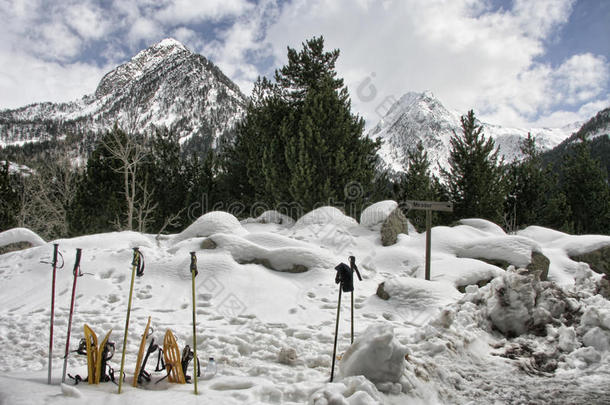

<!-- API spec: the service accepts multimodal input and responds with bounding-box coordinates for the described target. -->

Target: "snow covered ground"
[0,207,609,404]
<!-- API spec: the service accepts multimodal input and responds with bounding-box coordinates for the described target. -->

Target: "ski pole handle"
[52,244,59,267]
[190,252,198,277]
[72,248,82,276]
[132,247,140,266]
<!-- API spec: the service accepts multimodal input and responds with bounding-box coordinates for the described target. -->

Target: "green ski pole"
[190,252,199,395]
[118,247,141,394]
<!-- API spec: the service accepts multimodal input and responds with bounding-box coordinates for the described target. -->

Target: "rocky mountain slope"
[0,38,247,151]
[369,91,583,177]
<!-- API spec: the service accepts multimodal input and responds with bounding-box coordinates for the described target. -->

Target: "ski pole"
[118,247,141,394]
[190,252,199,395]
[61,248,82,383]
[349,256,361,345]
[48,243,63,384]
[330,284,342,382]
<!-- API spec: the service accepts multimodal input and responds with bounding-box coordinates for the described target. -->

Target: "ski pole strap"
[132,247,145,277]
[190,252,198,277]
[73,248,83,276]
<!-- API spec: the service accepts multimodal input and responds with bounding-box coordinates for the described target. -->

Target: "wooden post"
[405,200,453,281]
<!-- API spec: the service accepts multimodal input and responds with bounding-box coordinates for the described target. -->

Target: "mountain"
[0,38,247,154]
[542,107,610,178]
[369,91,582,177]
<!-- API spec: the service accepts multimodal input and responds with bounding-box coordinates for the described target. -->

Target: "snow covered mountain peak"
[1,38,247,149]
[95,38,191,99]
[370,91,580,177]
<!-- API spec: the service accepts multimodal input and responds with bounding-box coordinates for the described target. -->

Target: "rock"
[201,238,217,249]
[570,245,610,277]
[376,282,390,300]
[0,241,33,255]
[380,208,409,246]
[237,258,308,273]
[525,251,550,281]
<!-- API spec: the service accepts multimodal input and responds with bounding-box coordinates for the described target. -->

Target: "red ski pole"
[61,248,82,383]
[48,244,63,384]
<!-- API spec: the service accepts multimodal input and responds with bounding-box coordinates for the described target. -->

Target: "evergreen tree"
[442,110,506,223]
[506,133,571,231]
[0,161,18,230]
[396,141,438,230]
[67,131,127,235]
[562,133,610,234]
[146,127,188,233]
[221,36,380,217]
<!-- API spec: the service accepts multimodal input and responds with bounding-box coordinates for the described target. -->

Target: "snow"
[172,211,247,244]
[339,324,407,384]
[1,214,610,404]
[0,228,46,248]
[360,201,398,229]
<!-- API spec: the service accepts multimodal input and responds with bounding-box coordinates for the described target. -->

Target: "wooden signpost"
[405,200,453,281]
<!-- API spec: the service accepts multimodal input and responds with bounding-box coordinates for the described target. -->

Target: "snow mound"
[485,272,572,337]
[458,218,505,235]
[457,235,541,268]
[243,210,295,227]
[173,211,246,244]
[294,207,358,229]
[0,228,45,249]
[431,257,504,288]
[309,376,384,405]
[340,324,408,384]
[360,200,398,228]
[209,233,334,272]
[60,383,83,398]
[381,277,462,309]
[517,225,569,243]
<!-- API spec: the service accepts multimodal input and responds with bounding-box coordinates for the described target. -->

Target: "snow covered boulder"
[294,207,357,229]
[570,244,610,277]
[360,200,398,229]
[243,210,295,227]
[0,228,45,252]
[173,211,246,244]
[339,324,408,384]
[458,218,505,235]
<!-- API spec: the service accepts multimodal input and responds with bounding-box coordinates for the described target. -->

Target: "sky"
[0,0,608,129]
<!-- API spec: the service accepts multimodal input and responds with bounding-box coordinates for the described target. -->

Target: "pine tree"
[442,110,506,223]
[0,161,18,230]
[396,141,437,230]
[221,37,380,217]
[67,131,126,235]
[507,133,571,231]
[562,133,610,234]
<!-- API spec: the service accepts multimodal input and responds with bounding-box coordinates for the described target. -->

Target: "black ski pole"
[48,243,63,384]
[190,252,199,395]
[61,248,82,383]
[349,256,361,344]
[330,284,342,382]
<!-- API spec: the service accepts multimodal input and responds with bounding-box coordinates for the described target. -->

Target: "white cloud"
[65,3,110,40]
[156,0,254,24]
[127,17,162,46]
[254,0,608,128]
[0,51,109,108]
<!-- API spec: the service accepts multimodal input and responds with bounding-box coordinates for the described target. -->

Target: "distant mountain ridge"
[369,91,583,177]
[0,38,247,151]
